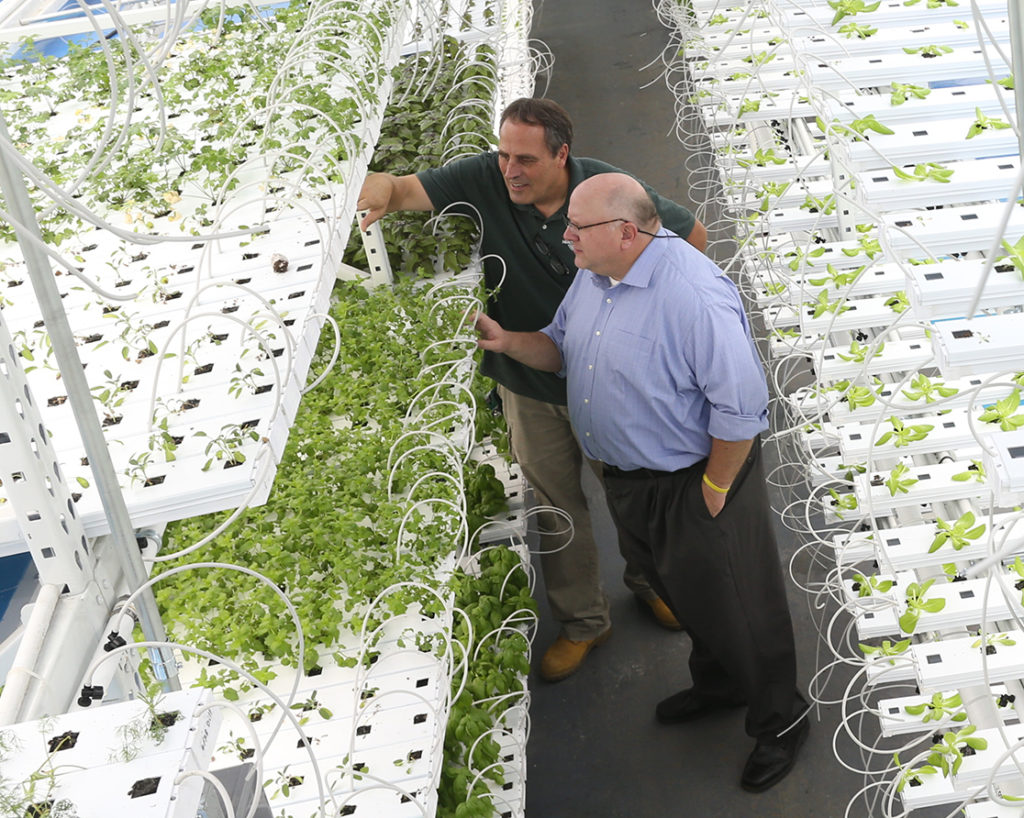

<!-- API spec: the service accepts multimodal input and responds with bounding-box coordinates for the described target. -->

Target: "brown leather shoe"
[539,628,612,682]
[640,595,683,630]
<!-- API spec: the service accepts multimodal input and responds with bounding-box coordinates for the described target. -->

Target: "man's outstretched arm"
[357,173,435,230]
[474,312,563,372]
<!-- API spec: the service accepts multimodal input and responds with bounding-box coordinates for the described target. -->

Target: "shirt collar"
[587,226,673,290]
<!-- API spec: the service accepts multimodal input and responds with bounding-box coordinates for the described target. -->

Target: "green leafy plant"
[807,289,851,318]
[885,462,919,498]
[952,460,986,483]
[737,147,788,168]
[828,0,881,24]
[849,114,895,136]
[844,385,879,409]
[859,637,911,663]
[785,245,826,272]
[808,263,865,289]
[930,511,985,553]
[884,291,911,313]
[966,107,1012,138]
[905,692,966,723]
[902,373,959,403]
[895,751,938,792]
[838,339,882,363]
[971,632,1016,650]
[890,82,931,105]
[827,488,859,516]
[997,235,1024,279]
[925,725,988,777]
[739,97,762,115]
[851,572,894,597]
[742,50,776,67]
[899,578,945,633]
[838,21,877,37]
[841,228,882,259]
[800,193,836,214]
[978,388,1024,431]
[875,416,933,447]
[892,163,954,183]
[756,181,791,212]
[904,44,953,57]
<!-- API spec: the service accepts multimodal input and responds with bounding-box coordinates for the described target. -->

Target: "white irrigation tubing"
[206,148,348,237]
[472,623,534,664]
[405,470,467,514]
[110,560,304,749]
[428,200,486,258]
[149,452,276,563]
[520,506,575,557]
[355,580,458,683]
[387,443,466,499]
[301,313,341,394]
[387,430,467,472]
[196,699,264,818]
[965,162,1024,318]
[207,157,344,250]
[328,775,430,817]
[83,639,334,815]
[176,280,294,390]
[396,498,469,563]
[0,120,258,243]
[144,310,286,430]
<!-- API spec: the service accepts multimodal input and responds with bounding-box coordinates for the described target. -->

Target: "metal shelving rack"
[0,0,539,815]
[662,0,1024,810]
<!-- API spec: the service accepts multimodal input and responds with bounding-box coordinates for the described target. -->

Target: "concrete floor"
[522,2,890,816]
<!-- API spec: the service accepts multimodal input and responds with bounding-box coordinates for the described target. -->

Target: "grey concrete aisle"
[521,2,867,816]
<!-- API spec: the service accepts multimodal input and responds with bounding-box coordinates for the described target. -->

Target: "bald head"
[564,173,661,280]
[577,174,659,230]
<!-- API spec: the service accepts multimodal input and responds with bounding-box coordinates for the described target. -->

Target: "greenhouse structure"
[1,0,1024,814]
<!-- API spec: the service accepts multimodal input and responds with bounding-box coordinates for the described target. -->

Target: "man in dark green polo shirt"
[357,98,707,682]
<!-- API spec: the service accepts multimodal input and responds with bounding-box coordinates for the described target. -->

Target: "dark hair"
[500,98,574,157]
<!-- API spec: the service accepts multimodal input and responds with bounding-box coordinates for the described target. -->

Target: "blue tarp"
[9,0,110,60]
[0,552,31,620]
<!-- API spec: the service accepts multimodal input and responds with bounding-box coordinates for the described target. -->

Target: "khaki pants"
[498,385,653,641]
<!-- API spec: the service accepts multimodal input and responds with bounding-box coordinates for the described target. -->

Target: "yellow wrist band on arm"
[702,473,730,494]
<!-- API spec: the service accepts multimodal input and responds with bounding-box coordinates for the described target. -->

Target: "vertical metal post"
[0,112,179,692]
[351,209,394,286]
[1011,0,1024,160]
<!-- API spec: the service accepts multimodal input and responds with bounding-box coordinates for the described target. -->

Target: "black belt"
[603,464,688,480]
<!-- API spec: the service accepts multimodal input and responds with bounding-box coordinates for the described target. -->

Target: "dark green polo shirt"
[418,153,696,405]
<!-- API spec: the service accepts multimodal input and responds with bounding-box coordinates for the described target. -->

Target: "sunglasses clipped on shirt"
[533,233,571,275]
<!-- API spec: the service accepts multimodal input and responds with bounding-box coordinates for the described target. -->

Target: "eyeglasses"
[533,234,571,275]
[564,217,682,241]
[563,217,626,234]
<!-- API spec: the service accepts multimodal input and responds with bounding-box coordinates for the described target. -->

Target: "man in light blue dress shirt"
[473,173,807,793]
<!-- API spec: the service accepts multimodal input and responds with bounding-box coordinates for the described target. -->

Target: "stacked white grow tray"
[0,0,538,816]
[660,0,1024,811]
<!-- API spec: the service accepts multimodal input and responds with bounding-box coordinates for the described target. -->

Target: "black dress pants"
[602,439,801,739]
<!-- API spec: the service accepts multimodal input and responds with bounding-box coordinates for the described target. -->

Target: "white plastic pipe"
[0,582,61,726]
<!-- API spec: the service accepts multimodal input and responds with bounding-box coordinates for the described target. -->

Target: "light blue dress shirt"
[540,228,769,471]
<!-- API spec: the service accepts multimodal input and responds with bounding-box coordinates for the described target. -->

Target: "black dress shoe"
[655,688,746,725]
[740,714,810,792]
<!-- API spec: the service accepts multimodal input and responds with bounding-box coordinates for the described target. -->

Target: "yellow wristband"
[702,473,730,494]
